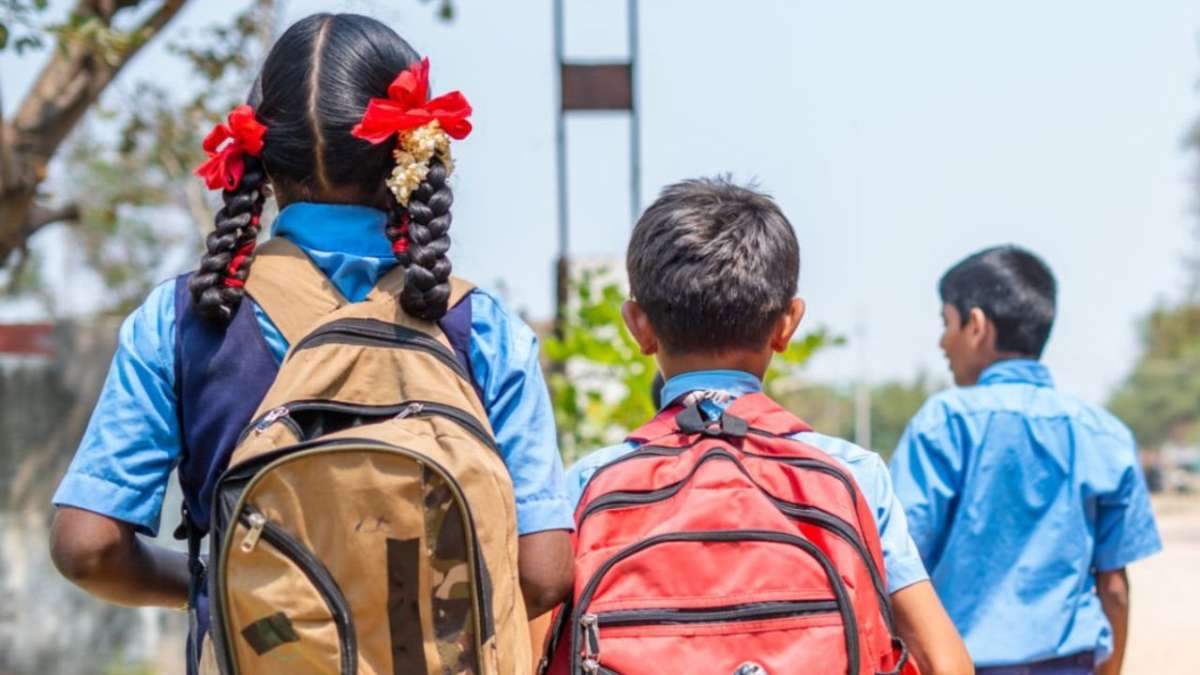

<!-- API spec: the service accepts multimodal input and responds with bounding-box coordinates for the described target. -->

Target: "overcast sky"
[4,0,1200,405]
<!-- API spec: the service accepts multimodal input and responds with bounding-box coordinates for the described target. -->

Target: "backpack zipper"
[288,318,467,379]
[236,507,358,675]
[212,438,492,674]
[238,400,496,452]
[592,599,839,628]
[391,400,497,451]
[575,448,893,631]
[569,529,858,675]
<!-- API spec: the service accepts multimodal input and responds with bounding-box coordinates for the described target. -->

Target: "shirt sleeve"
[1093,439,1163,571]
[888,400,966,571]
[565,441,642,510]
[857,452,931,593]
[469,291,573,535]
[52,280,182,537]
[799,432,930,594]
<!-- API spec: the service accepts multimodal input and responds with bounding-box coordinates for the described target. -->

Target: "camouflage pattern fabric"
[423,466,479,675]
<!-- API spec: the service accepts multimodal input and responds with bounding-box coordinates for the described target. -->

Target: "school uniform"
[52,203,573,645]
[890,359,1162,673]
[566,369,931,595]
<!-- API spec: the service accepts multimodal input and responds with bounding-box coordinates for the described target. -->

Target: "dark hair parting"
[190,14,454,323]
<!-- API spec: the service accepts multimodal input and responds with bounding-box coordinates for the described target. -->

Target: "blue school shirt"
[889,358,1162,667]
[565,369,930,595]
[53,202,573,537]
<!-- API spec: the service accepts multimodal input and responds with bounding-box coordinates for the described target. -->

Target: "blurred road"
[1124,496,1199,675]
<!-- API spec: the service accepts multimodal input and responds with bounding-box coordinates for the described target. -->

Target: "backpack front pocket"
[221,508,357,675]
[580,601,847,675]
[569,529,859,675]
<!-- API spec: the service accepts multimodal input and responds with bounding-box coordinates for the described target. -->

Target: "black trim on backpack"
[674,404,749,439]
[387,538,429,673]
[568,529,860,675]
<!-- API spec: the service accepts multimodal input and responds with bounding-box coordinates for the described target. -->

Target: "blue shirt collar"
[977,358,1054,388]
[659,369,763,410]
[271,202,393,258]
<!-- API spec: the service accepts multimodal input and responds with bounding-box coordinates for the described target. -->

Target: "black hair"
[627,177,800,354]
[190,13,454,322]
[938,245,1057,357]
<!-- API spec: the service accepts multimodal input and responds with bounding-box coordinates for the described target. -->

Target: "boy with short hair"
[890,246,1162,674]
[565,177,973,674]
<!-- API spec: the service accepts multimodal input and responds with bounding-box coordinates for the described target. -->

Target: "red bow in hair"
[195,105,267,191]
[351,58,473,144]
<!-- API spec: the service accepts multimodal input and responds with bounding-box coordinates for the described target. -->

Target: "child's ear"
[769,297,807,353]
[965,307,992,349]
[621,300,659,356]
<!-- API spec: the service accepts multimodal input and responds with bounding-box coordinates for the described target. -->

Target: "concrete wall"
[0,321,185,675]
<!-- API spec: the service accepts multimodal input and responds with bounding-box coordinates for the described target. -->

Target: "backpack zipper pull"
[254,406,290,435]
[580,613,600,674]
[395,402,425,420]
[240,512,267,552]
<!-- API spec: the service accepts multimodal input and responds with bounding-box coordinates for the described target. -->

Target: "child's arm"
[466,293,576,617]
[888,410,967,568]
[892,580,974,675]
[1096,568,1130,675]
[50,506,190,608]
[517,530,573,618]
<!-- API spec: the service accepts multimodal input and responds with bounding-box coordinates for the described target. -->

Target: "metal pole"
[627,0,641,225]
[553,0,569,337]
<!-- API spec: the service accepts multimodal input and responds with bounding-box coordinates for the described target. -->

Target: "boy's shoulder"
[565,441,640,507]
[567,430,894,509]
[794,431,885,470]
[793,431,894,504]
[908,381,1135,446]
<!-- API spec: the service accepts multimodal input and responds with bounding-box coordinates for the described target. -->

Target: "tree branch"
[0,0,188,265]
[26,203,82,232]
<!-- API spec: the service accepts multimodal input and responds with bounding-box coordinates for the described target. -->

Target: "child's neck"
[963,351,1037,385]
[657,350,772,381]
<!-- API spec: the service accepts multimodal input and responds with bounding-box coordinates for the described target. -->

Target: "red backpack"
[541,393,913,675]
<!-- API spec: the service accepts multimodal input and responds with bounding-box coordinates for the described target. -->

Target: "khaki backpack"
[197,239,531,675]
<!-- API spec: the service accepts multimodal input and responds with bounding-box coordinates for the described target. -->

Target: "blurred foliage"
[544,268,845,462]
[55,0,280,313]
[776,373,942,457]
[101,658,157,675]
[3,0,455,315]
[1108,304,1200,449]
[1113,74,1200,450]
[0,0,48,53]
[543,271,655,463]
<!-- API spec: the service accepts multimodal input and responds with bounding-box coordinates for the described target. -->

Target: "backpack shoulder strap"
[365,268,476,314]
[723,393,812,436]
[626,393,813,446]
[243,238,347,344]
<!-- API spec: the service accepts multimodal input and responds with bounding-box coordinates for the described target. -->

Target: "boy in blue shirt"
[890,246,1162,674]
[566,177,973,674]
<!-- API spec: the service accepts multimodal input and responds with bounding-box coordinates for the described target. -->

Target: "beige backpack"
[198,239,531,674]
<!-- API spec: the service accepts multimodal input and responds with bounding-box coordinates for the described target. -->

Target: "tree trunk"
[0,0,188,264]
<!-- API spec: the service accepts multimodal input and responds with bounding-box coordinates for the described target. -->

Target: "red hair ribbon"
[222,213,261,288]
[392,211,411,255]
[195,105,267,191]
[351,58,473,144]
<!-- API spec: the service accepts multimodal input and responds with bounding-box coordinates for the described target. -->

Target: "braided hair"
[189,157,266,321]
[386,157,453,320]
[190,13,454,322]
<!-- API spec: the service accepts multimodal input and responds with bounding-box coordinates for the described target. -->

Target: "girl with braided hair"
[48,12,573,667]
